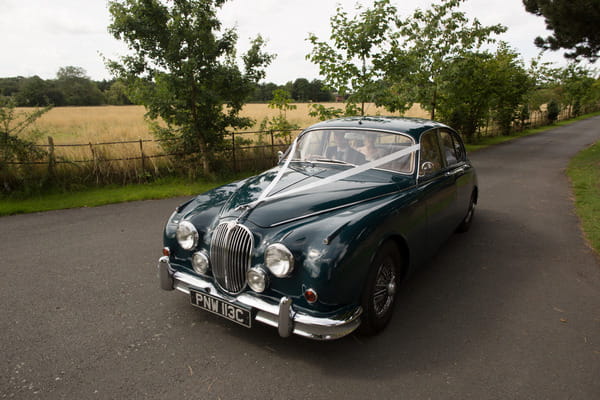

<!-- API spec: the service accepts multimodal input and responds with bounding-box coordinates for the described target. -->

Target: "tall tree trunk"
[198,136,211,175]
[189,80,211,175]
[361,55,366,116]
[431,87,437,120]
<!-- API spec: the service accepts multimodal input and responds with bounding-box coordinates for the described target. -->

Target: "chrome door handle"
[446,167,465,176]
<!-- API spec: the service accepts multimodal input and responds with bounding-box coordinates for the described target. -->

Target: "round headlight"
[265,243,294,277]
[176,221,198,250]
[247,267,268,293]
[192,251,210,274]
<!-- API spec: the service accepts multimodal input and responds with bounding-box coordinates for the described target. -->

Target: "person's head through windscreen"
[333,131,350,150]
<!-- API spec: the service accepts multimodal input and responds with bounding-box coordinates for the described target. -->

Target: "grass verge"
[465,111,600,152]
[567,140,600,254]
[0,174,253,216]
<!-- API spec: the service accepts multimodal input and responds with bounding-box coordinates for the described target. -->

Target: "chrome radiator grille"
[210,222,253,293]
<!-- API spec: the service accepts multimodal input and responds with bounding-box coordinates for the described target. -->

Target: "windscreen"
[291,129,415,174]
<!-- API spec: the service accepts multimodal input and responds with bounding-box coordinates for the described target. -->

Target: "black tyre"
[359,241,402,336]
[456,192,476,233]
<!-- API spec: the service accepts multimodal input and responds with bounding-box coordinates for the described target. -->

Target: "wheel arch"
[382,234,410,282]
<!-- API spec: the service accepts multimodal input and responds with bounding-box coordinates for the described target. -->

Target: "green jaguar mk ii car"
[158,117,478,340]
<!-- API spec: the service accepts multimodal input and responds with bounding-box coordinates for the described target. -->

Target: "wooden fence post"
[139,139,146,174]
[89,142,98,182]
[231,132,237,172]
[47,136,56,180]
[270,131,275,160]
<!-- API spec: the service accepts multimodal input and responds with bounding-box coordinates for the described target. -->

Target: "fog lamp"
[192,251,210,274]
[247,267,268,293]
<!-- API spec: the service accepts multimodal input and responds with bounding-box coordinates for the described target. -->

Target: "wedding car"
[157,116,477,340]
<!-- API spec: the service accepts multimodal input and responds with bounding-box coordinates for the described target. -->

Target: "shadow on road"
[169,208,539,381]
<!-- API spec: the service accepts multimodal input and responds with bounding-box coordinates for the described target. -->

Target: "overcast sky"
[0,0,574,84]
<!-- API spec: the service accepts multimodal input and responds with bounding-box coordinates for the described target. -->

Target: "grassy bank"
[0,174,253,216]
[567,140,600,254]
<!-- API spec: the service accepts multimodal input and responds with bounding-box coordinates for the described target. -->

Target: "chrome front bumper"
[158,256,362,340]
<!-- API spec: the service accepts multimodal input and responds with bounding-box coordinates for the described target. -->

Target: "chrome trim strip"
[159,258,362,340]
[299,126,417,145]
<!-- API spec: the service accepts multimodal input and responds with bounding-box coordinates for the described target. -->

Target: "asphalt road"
[1,118,599,400]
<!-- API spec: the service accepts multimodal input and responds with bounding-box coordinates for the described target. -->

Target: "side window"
[440,130,458,166]
[451,131,466,162]
[419,130,443,176]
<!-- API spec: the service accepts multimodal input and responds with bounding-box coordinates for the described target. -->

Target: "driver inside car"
[325,131,366,165]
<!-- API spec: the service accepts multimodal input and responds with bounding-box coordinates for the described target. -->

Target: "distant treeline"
[0,66,335,107]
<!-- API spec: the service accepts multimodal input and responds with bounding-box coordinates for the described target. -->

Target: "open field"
[24,103,429,143]
[14,103,428,165]
[6,103,581,191]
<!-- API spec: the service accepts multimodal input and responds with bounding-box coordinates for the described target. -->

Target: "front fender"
[272,188,422,310]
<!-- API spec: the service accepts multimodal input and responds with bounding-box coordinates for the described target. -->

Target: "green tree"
[388,0,506,119]
[107,0,273,174]
[15,76,52,107]
[0,97,50,191]
[259,89,299,144]
[547,99,560,123]
[0,77,24,97]
[55,66,104,106]
[105,80,132,105]
[307,103,344,121]
[251,82,280,102]
[488,45,532,135]
[557,64,599,116]
[291,78,310,102]
[523,0,600,61]
[436,52,495,140]
[525,56,563,112]
[308,79,334,102]
[307,0,398,115]
[436,45,531,140]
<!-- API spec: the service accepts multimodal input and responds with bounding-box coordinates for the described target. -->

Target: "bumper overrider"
[157,256,362,340]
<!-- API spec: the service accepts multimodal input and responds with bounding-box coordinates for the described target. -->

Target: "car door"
[439,129,473,224]
[417,129,457,252]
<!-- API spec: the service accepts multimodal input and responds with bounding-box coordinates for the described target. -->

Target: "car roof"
[305,116,450,141]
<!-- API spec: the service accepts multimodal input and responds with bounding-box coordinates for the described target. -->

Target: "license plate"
[190,289,252,328]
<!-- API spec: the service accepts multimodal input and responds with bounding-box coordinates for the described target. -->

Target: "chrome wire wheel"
[359,241,402,336]
[373,258,397,317]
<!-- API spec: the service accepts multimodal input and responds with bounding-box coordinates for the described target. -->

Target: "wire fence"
[2,130,295,166]
[0,128,299,190]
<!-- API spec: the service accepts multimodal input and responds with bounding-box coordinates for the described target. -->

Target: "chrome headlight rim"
[247,266,269,293]
[192,250,210,274]
[265,243,294,278]
[176,220,199,250]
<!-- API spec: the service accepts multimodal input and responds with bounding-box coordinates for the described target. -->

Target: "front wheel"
[359,241,402,336]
